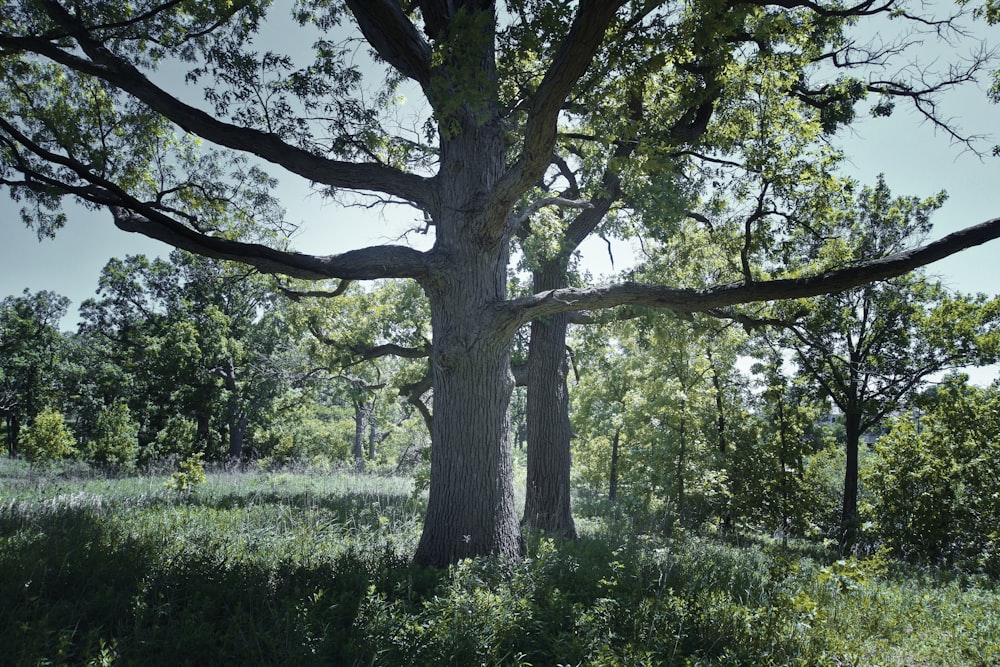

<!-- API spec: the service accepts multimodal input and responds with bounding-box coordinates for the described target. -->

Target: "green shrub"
[152,414,200,460]
[866,376,1000,573]
[3,465,999,666]
[165,452,207,494]
[18,408,76,463]
[83,401,139,471]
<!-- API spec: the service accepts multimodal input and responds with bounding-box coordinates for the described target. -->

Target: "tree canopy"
[2,0,999,565]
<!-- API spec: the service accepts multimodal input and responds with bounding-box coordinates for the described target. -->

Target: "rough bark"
[841,407,863,553]
[414,248,522,566]
[412,68,524,565]
[522,263,577,538]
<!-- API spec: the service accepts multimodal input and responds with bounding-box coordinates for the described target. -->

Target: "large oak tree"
[2,0,1000,566]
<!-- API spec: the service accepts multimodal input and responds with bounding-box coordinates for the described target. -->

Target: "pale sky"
[1,6,998,383]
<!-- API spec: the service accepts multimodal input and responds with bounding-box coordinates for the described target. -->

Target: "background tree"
[866,374,1000,574]
[81,399,140,471]
[572,310,746,529]
[283,279,433,467]
[3,1,1000,565]
[727,347,836,538]
[0,289,69,456]
[78,251,300,462]
[765,179,1000,549]
[17,406,75,463]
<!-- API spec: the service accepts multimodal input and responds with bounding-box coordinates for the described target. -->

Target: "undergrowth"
[1,462,997,666]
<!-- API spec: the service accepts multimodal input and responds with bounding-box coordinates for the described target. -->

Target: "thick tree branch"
[274,280,353,300]
[502,216,1000,329]
[345,0,432,88]
[112,207,430,280]
[6,2,437,209]
[491,1,627,219]
[356,342,432,362]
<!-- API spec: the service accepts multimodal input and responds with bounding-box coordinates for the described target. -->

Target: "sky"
[1,5,998,384]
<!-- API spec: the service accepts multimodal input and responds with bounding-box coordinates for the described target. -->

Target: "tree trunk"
[352,399,365,469]
[608,427,621,502]
[706,348,727,453]
[222,359,245,461]
[228,412,247,461]
[676,422,686,525]
[412,181,522,565]
[367,400,377,461]
[196,411,211,450]
[840,408,862,552]
[522,265,577,538]
[410,25,523,564]
[6,414,19,457]
[414,278,522,566]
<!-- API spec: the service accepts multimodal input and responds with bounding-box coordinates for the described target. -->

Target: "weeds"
[1,464,997,666]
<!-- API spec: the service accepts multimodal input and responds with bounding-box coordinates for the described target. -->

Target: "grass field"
[2,458,998,666]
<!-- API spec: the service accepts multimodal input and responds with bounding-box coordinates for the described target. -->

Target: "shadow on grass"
[190,487,424,523]
[0,495,437,666]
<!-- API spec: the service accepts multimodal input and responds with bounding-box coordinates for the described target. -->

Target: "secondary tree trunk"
[840,408,862,553]
[522,263,577,538]
[609,427,621,502]
[352,399,365,469]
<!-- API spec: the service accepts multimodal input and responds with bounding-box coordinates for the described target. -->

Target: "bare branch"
[733,0,894,19]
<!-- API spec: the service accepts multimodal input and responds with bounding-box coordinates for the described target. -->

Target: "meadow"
[2,458,999,666]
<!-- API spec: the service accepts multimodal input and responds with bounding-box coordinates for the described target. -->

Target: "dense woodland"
[3,246,1000,664]
[3,235,1000,570]
[4,0,1000,662]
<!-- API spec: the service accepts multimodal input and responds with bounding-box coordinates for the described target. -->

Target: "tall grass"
[1,462,998,666]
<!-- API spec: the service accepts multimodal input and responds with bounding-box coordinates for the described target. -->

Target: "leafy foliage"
[867,375,1000,574]
[82,400,140,472]
[165,452,207,495]
[18,407,76,463]
[2,464,999,666]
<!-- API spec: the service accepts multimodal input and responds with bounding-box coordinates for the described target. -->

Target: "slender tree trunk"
[228,412,247,461]
[706,348,727,453]
[6,413,19,457]
[196,411,211,450]
[522,263,577,538]
[677,422,686,525]
[221,360,245,461]
[367,401,377,461]
[352,399,365,469]
[840,408,863,552]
